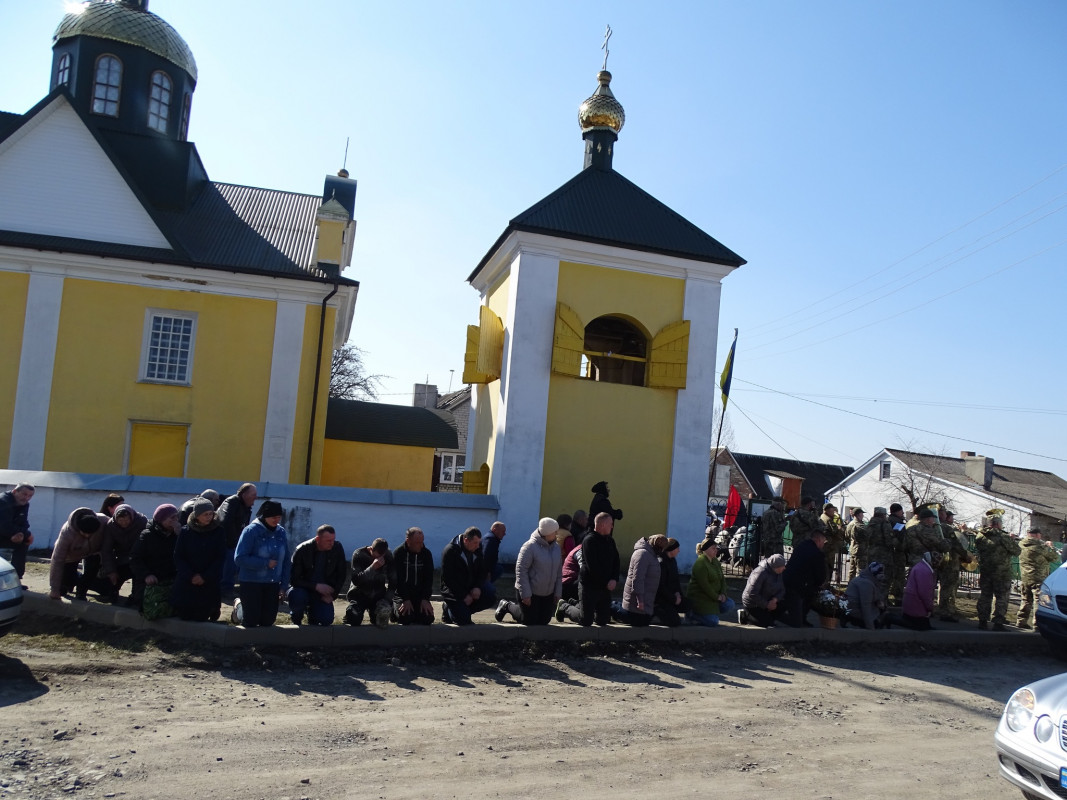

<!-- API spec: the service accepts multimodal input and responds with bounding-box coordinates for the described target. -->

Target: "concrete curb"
[20,592,1051,651]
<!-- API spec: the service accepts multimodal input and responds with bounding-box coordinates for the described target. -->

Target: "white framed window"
[140,309,197,385]
[56,53,71,88]
[92,54,122,116]
[147,71,172,133]
[440,453,466,484]
[880,462,892,480]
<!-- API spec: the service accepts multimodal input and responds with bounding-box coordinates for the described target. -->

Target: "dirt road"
[0,617,1048,800]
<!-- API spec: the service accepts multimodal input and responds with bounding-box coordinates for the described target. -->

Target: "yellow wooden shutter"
[551,302,585,377]
[462,324,492,384]
[648,320,690,389]
[462,462,490,494]
[476,305,503,381]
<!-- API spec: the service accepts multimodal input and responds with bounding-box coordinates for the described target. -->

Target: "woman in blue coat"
[234,500,291,627]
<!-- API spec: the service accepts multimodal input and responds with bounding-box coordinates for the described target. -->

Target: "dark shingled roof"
[730,452,854,502]
[887,449,1067,521]
[325,398,458,450]
[469,167,746,282]
[0,92,355,287]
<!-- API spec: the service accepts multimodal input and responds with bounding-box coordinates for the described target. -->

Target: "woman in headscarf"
[233,500,291,627]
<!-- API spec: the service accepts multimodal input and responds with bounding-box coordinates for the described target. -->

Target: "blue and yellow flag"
[719,328,737,410]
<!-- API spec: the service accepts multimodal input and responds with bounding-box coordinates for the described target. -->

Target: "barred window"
[91,55,122,116]
[147,71,172,133]
[56,54,71,88]
[141,311,196,385]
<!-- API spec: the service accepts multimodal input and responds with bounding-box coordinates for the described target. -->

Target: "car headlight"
[1040,586,1055,609]
[0,569,19,592]
[1005,688,1036,732]
[1036,715,1056,743]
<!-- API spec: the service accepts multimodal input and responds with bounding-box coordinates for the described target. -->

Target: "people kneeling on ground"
[652,537,688,627]
[234,500,291,628]
[346,538,395,628]
[288,524,347,626]
[844,561,890,629]
[686,537,735,626]
[393,527,435,625]
[555,512,620,626]
[497,517,562,625]
[612,534,666,627]
[441,526,495,625]
[894,550,938,631]
[173,497,225,622]
[740,554,786,627]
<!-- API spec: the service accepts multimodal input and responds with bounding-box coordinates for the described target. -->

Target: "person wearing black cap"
[233,500,291,627]
[588,481,623,525]
[48,507,108,599]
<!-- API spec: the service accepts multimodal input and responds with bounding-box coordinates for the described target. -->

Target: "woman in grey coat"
[615,535,665,627]
[496,518,563,625]
[741,554,786,627]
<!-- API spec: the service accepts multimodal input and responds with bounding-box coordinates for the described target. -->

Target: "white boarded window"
[140,310,196,385]
[147,71,172,133]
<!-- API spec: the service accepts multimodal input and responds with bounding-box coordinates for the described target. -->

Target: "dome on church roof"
[578,70,624,134]
[54,1,197,81]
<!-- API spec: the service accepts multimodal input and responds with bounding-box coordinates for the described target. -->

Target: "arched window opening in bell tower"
[91,54,122,117]
[147,71,172,133]
[583,315,647,386]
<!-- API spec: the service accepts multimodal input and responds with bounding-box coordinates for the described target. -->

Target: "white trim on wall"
[259,300,306,482]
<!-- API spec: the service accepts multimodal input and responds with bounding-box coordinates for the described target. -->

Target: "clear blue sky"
[4,1,1065,474]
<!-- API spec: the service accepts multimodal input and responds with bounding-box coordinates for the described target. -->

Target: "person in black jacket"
[653,537,688,627]
[576,512,620,626]
[129,508,180,617]
[588,481,623,525]
[0,483,34,580]
[288,525,347,626]
[172,498,226,622]
[393,527,435,625]
[440,527,493,625]
[346,538,395,627]
[782,528,828,627]
[215,483,257,601]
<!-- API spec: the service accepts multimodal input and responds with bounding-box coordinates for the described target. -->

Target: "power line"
[743,161,1067,335]
[728,400,801,461]
[730,400,861,463]
[734,378,1067,464]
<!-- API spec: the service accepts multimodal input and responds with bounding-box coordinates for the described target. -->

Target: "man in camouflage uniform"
[1017,527,1058,630]
[789,496,821,549]
[846,507,868,581]
[885,503,908,604]
[760,497,787,557]
[820,503,847,584]
[905,508,949,568]
[936,509,973,622]
[975,514,1022,631]
[865,507,898,603]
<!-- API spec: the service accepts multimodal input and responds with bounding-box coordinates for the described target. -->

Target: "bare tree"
[712,404,736,451]
[881,442,962,514]
[329,343,385,400]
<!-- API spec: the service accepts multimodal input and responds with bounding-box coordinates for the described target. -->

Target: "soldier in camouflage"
[975,515,1022,631]
[820,503,847,584]
[885,503,908,603]
[788,497,821,549]
[935,509,972,622]
[846,507,868,581]
[760,497,787,557]
[905,508,949,568]
[1016,527,1058,630]
[865,507,898,603]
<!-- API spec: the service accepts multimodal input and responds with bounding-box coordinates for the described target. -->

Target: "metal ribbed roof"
[54,1,198,80]
[325,398,459,449]
[470,167,746,282]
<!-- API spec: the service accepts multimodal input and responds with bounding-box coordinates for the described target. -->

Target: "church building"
[463,62,746,555]
[0,0,358,485]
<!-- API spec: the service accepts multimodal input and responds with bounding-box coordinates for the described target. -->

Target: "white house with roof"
[825,448,1067,538]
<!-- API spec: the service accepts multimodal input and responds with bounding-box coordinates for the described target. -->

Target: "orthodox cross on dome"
[601,24,613,70]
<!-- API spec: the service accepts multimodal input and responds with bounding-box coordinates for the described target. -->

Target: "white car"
[1037,563,1067,660]
[0,555,23,637]
[996,675,1067,800]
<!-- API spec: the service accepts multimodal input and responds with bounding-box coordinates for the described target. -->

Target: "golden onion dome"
[54,0,197,81]
[578,70,625,134]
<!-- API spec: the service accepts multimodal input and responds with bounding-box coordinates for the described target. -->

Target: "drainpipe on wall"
[305,281,338,484]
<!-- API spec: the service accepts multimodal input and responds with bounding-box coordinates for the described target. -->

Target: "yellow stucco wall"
[43,278,277,479]
[468,272,511,478]
[0,272,29,466]
[288,304,336,485]
[320,438,434,491]
[541,261,686,555]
